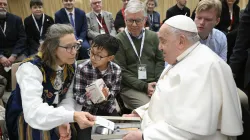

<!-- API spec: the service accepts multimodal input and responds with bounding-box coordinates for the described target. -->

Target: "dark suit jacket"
[114,9,125,32]
[0,12,26,57]
[24,14,54,55]
[216,1,240,33]
[55,8,88,42]
[230,1,250,88]
[163,5,190,23]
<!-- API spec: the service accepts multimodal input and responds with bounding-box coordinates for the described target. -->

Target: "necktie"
[98,14,102,21]
[69,13,75,28]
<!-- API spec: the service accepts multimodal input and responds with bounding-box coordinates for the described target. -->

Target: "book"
[85,78,108,104]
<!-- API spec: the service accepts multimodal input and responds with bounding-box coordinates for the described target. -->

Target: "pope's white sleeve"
[143,121,204,140]
[16,62,74,130]
[134,103,149,118]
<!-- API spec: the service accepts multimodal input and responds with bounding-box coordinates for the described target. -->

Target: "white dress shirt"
[16,62,75,130]
[135,42,242,140]
[65,8,75,27]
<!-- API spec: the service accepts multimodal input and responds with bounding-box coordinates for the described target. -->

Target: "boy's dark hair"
[30,0,43,8]
[91,34,120,56]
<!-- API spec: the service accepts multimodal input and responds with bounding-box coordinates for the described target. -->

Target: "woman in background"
[145,0,161,32]
[217,0,240,33]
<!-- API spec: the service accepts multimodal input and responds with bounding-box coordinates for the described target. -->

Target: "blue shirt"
[200,28,227,61]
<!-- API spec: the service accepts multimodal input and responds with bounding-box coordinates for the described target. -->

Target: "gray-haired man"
[114,0,164,110]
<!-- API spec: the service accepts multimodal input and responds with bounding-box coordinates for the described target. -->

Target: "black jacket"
[24,14,54,55]
[230,1,250,88]
[216,1,240,33]
[0,13,26,57]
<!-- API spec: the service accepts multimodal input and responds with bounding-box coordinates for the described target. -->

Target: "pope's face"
[194,8,220,39]
[158,24,179,65]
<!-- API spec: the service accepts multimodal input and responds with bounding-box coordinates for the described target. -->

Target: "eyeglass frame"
[126,18,145,26]
[88,49,110,61]
[58,43,81,53]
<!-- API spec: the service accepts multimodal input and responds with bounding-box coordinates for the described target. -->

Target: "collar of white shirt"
[56,65,64,71]
[93,11,103,17]
[65,8,75,16]
[177,41,200,62]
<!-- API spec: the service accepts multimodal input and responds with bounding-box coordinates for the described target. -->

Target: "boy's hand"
[85,91,91,99]
[102,87,109,98]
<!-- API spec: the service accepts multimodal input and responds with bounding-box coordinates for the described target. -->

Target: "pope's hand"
[123,130,143,140]
[102,87,109,98]
[147,82,156,97]
[122,112,140,118]
[74,112,95,129]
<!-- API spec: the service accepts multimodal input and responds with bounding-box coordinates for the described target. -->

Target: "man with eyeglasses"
[86,0,116,40]
[55,0,89,59]
[114,0,164,110]
[0,0,27,91]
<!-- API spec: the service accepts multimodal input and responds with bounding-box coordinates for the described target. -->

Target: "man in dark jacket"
[24,0,54,56]
[0,0,26,91]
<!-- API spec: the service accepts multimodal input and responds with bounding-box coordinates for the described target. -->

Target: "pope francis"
[123,15,243,140]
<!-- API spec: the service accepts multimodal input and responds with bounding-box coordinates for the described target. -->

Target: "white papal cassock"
[135,42,243,140]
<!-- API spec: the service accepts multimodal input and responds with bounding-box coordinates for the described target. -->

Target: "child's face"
[31,5,43,17]
[89,47,114,71]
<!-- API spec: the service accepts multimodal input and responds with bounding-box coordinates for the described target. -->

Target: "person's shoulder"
[109,62,121,75]
[75,8,86,14]
[234,4,240,11]
[44,14,53,20]
[195,43,224,63]
[110,61,121,70]
[86,11,93,17]
[167,5,176,11]
[212,28,227,42]
[116,31,126,39]
[184,6,190,11]
[55,8,64,15]
[103,11,112,16]
[7,13,22,21]
[154,11,160,16]
[77,59,91,70]
[24,15,32,23]
[116,9,122,15]
[145,29,158,38]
